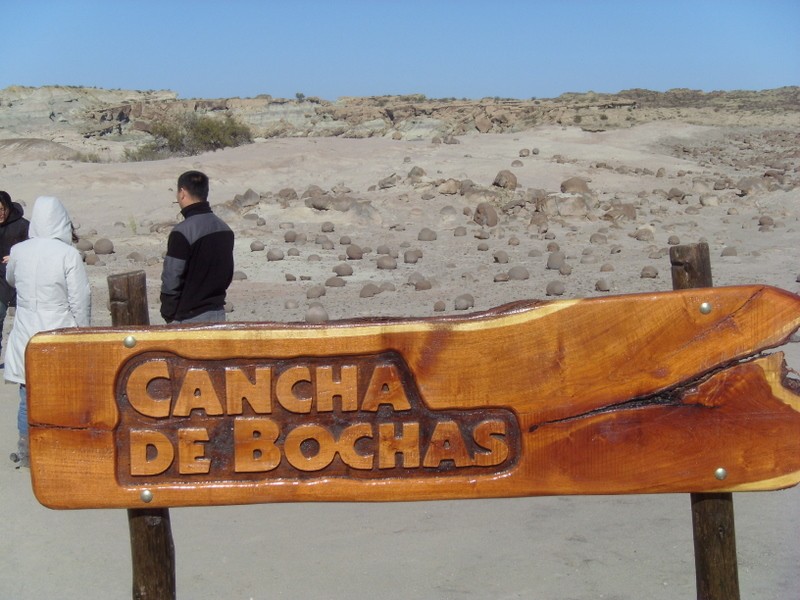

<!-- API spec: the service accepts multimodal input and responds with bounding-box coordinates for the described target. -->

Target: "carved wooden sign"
[26,285,800,509]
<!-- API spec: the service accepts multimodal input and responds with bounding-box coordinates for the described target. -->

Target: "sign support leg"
[108,271,176,600]
[670,243,741,600]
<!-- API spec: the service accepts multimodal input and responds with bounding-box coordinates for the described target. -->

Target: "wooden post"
[670,243,741,600]
[108,271,177,600]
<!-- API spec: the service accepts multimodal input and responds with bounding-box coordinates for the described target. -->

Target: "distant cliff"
[1,85,797,161]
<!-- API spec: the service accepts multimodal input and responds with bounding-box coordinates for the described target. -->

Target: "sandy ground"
[0,122,798,598]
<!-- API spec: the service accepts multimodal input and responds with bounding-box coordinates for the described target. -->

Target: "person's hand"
[2,256,9,264]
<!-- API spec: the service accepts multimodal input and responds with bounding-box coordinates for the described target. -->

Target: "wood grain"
[26,285,800,509]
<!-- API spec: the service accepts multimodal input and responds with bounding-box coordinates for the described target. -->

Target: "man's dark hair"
[0,191,12,212]
[177,171,209,202]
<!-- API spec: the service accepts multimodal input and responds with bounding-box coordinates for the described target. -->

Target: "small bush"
[74,151,102,163]
[124,142,170,162]
[124,114,253,161]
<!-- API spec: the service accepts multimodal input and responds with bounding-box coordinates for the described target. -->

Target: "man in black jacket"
[160,171,234,323]
[0,191,29,357]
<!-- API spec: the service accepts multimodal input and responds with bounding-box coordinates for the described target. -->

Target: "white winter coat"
[4,196,91,384]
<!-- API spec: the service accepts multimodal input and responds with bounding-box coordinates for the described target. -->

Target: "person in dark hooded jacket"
[0,191,30,357]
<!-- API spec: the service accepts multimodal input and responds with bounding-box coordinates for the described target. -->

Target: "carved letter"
[361,364,411,412]
[178,428,211,474]
[423,420,471,468]
[275,366,312,413]
[284,425,336,471]
[472,419,509,467]
[126,360,171,418]
[226,366,272,415]
[173,368,223,417]
[234,418,281,472]
[337,423,374,469]
[378,422,420,468]
[130,429,174,476]
[316,365,358,412]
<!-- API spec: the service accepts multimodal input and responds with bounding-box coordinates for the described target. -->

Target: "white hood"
[28,196,72,244]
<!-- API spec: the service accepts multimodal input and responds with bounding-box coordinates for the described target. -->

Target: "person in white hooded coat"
[5,196,91,467]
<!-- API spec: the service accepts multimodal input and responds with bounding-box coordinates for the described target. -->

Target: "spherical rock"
[493,250,509,264]
[474,202,498,227]
[507,266,530,281]
[600,263,615,272]
[433,300,446,312]
[477,242,489,251]
[94,238,115,255]
[84,253,101,266]
[454,293,475,310]
[127,251,145,263]
[453,226,467,237]
[284,230,297,243]
[721,246,738,257]
[232,271,247,281]
[359,283,381,298]
[595,279,611,292]
[758,215,774,227]
[250,241,265,252]
[333,263,353,276]
[287,248,300,257]
[284,299,299,309]
[267,249,285,261]
[404,249,423,264]
[418,227,437,241]
[306,285,326,299]
[560,177,590,194]
[640,266,659,278]
[546,251,566,270]
[377,255,397,270]
[413,278,432,291]
[76,239,94,252]
[667,235,681,246]
[321,221,335,233]
[589,233,607,245]
[545,281,565,296]
[305,304,329,324]
[346,244,364,260]
[493,170,518,190]
[325,277,346,288]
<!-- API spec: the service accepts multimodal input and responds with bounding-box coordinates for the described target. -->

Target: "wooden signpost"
[22,253,800,600]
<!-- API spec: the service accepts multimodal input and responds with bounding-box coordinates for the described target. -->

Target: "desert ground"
[0,86,798,598]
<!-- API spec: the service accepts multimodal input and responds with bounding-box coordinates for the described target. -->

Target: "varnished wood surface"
[26,285,800,509]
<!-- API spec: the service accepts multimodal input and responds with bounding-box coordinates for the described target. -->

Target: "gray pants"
[174,309,226,324]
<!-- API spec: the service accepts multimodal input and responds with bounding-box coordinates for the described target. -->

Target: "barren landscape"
[0,85,798,599]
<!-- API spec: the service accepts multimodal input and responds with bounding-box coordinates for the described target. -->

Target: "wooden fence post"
[670,243,741,600]
[108,271,177,600]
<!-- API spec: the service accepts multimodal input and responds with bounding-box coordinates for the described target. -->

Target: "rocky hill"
[1,85,798,162]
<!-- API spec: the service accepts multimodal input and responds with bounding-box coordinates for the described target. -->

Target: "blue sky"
[2,0,798,100]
